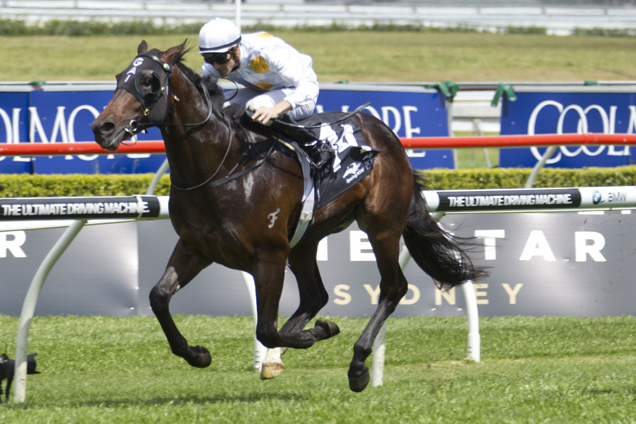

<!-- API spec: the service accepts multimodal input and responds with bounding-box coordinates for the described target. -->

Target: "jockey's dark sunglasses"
[203,52,231,65]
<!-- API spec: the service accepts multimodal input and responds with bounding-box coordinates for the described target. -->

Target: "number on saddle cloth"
[295,114,380,208]
[250,111,380,208]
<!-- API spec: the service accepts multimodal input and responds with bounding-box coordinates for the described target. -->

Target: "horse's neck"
[162,71,235,187]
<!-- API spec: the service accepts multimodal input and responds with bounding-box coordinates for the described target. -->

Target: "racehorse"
[91,41,486,392]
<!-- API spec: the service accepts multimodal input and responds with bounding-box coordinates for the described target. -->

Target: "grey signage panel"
[134,211,636,318]
[2,211,635,318]
[307,229,461,318]
[138,220,474,318]
[0,223,139,316]
[136,220,301,317]
[441,211,636,317]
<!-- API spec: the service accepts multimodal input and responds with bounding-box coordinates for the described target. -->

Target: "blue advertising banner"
[0,90,31,173]
[0,83,452,174]
[0,87,166,174]
[500,87,636,168]
[317,85,453,169]
[27,90,165,174]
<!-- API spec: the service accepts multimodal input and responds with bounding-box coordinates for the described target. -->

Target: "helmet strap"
[230,46,241,71]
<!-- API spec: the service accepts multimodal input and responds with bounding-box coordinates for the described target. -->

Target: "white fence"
[3,194,478,401]
[9,184,636,402]
[2,1,636,35]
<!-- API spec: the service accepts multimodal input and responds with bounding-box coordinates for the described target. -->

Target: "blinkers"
[116,49,173,126]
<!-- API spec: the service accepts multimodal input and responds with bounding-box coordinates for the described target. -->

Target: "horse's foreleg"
[281,242,338,336]
[253,249,339,351]
[260,317,340,379]
[260,243,338,380]
[149,239,212,368]
[260,347,286,380]
[348,230,408,392]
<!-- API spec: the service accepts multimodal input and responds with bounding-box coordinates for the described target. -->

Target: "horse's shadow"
[78,391,306,408]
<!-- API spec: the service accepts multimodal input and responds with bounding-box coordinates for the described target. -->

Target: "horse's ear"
[138,40,148,55]
[163,40,187,64]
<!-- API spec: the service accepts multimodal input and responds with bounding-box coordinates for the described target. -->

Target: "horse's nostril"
[93,121,115,136]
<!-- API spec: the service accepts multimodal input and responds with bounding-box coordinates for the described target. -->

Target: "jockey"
[199,18,319,128]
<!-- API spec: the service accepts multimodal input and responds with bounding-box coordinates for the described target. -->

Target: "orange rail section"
[2,134,636,156]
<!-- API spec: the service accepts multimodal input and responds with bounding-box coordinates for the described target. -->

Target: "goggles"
[203,52,232,65]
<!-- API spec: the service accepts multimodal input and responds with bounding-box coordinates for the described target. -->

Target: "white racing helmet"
[199,18,242,54]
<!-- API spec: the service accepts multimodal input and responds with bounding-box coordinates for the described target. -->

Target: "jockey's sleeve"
[267,45,319,111]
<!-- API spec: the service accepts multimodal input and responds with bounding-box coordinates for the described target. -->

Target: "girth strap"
[283,140,316,248]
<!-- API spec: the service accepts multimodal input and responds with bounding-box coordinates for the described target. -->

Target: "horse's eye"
[141,76,154,88]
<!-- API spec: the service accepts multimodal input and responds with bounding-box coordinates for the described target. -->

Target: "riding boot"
[269,115,335,169]
[270,115,318,145]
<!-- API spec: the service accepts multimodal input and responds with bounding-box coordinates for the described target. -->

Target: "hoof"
[348,368,370,392]
[185,345,211,368]
[260,361,284,380]
[315,319,340,339]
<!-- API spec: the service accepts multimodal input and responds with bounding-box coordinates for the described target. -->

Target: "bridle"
[115,49,271,191]
[115,50,214,136]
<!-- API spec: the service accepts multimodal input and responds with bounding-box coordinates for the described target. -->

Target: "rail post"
[13,219,87,403]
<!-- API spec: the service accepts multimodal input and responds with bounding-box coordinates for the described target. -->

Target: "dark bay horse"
[91,41,485,392]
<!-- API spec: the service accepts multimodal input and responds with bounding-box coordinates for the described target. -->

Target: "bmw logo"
[592,190,602,205]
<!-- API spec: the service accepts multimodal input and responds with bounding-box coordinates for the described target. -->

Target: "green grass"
[455,147,499,168]
[1,315,635,423]
[0,29,634,422]
[2,32,636,83]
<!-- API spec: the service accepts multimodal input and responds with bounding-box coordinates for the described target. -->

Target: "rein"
[169,122,277,192]
[118,51,269,191]
[171,141,276,191]
[135,57,271,191]
[271,102,371,130]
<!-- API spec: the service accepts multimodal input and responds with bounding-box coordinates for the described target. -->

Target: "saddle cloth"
[297,112,380,208]
[237,110,380,246]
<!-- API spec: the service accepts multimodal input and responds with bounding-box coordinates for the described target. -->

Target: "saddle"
[270,115,334,169]
[235,109,380,246]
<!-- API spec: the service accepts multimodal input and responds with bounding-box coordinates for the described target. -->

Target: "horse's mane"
[172,48,226,115]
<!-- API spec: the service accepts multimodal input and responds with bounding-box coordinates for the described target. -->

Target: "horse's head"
[92,40,186,151]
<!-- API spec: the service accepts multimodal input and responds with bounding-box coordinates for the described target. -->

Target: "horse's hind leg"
[149,239,212,368]
[260,242,339,379]
[349,216,409,392]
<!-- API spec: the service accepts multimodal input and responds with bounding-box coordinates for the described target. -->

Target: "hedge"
[0,18,631,38]
[1,166,636,197]
[0,174,171,197]
[421,166,636,190]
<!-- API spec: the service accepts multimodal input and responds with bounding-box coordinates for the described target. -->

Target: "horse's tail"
[402,174,488,290]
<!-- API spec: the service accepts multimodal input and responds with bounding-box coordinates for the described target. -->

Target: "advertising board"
[2,210,635,318]
[500,86,636,168]
[0,90,31,173]
[0,83,453,174]
[318,84,453,169]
